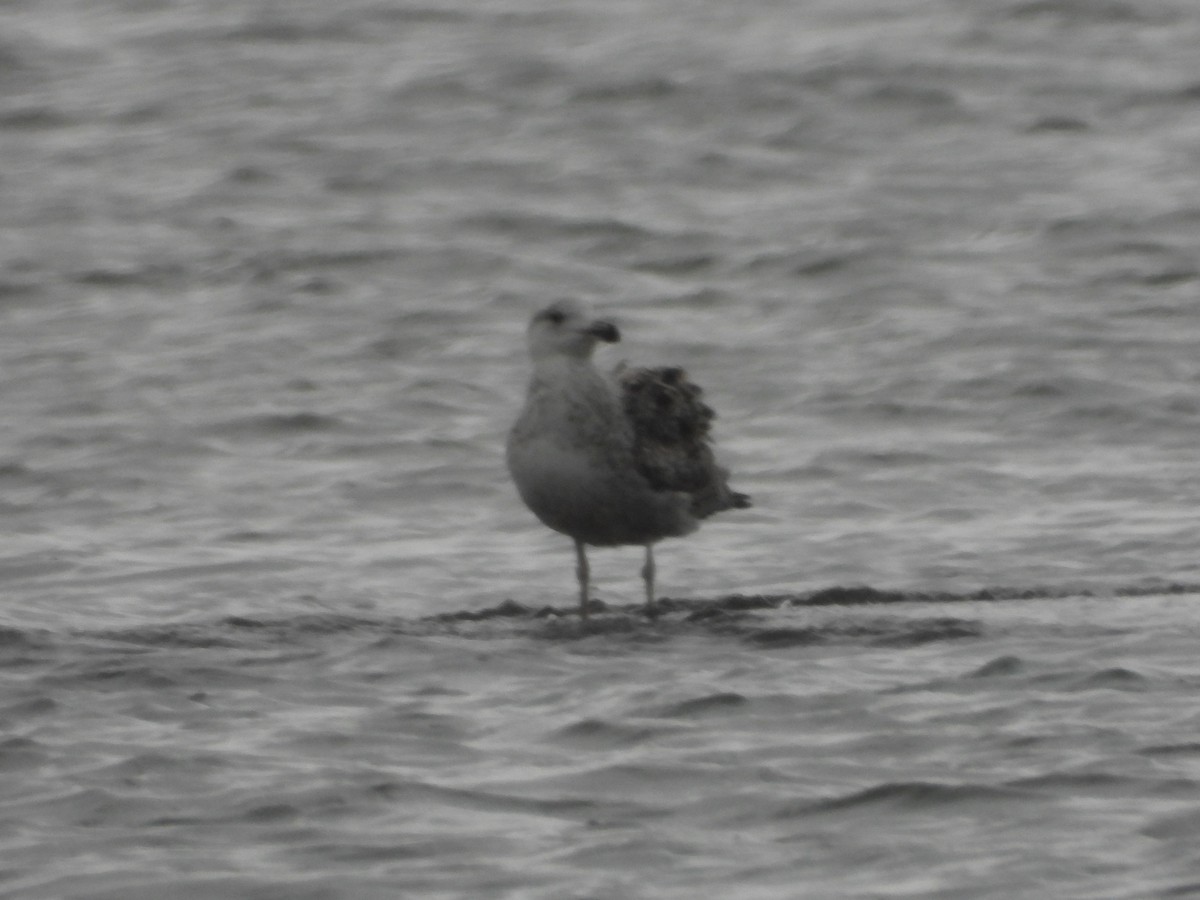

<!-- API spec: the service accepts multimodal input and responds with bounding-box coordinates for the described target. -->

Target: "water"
[2,0,1200,896]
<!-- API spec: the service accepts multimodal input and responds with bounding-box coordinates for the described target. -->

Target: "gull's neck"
[532,350,597,374]
[527,352,606,397]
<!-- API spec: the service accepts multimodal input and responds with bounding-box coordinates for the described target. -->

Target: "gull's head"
[526,299,620,362]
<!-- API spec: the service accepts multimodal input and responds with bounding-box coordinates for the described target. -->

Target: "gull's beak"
[587,320,620,343]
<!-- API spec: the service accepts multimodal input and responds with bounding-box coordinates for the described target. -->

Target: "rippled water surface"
[3,0,1200,896]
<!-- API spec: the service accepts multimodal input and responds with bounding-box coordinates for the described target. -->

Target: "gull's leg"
[641,545,656,613]
[574,539,590,619]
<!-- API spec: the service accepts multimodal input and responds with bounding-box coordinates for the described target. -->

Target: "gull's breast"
[506,413,696,547]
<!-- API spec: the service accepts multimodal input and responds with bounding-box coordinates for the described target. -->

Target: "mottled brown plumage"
[618,365,751,519]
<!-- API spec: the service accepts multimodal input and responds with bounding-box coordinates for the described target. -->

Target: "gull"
[506,299,750,618]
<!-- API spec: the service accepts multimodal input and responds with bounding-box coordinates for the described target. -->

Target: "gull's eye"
[540,309,566,325]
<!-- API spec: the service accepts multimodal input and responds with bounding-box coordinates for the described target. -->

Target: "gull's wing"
[617,365,751,518]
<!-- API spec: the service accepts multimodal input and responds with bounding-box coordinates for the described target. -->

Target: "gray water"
[3,0,1200,896]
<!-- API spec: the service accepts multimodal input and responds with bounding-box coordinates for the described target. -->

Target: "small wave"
[0,106,72,129]
[653,693,748,719]
[12,785,167,829]
[433,598,535,623]
[1025,115,1091,133]
[1071,667,1149,691]
[1142,808,1200,840]
[745,627,825,649]
[368,778,606,821]
[219,529,284,544]
[1002,0,1161,24]
[413,583,1200,644]
[51,582,1200,658]
[70,263,186,288]
[0,696,57,723]
[459,210,656,246]
[91,614,414,658]
[745,616,982,648]
[968,655,1026,678]
[102,623,245,650]
[631,252,719,276]
[816,448,945,469]
[876,617,984,646]
[208,411,344,436]
[1160,881,1200,898]
[803,586,910,605]
[571,76,681,103]
[793,781,1033,816]
[553,717,677,748]
[0,736,47,771]
[222,613,407,639]
[278,246,410,269]
[1140,742,1200,758]
[57,665,180,692]
[1112,583,1200,597]
[1022,665,1155,694]
[739,250,859,278]
[1011,770,1199,798]
[0,625,54,661]
[426,597,987,649]
[0,278,43,303]
[860,82,964,113]
[0,625,41,648]
[219,14,362,43]
[240,801,302,823]
[359,5,474,25]
[296,839,458,866]
[221,164,279,186]
[1103,266,1200,288]
[1128,82,1200,107]
[134,748,211,771]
